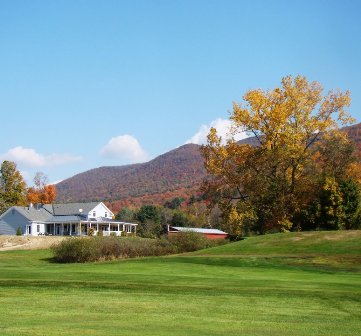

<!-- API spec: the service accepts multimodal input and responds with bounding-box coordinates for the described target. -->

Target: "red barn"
[168,226,228,240]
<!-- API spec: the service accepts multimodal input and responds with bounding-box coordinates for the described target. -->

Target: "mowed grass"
[0,232,360,336]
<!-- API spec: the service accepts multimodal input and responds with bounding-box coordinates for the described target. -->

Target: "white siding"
[30,222,46,236]
[87,203,113,219]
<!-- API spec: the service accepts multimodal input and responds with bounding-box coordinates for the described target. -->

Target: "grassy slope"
[197,230,361,256]
[0,231,360,336]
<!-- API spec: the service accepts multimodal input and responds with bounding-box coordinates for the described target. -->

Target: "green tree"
[164,197,184,210]
[0,161,27,214]
[136,205,160,224]
[115,207,135,222]
[135,205,162,238]
[170,211,191,227]
[339,180,360,229]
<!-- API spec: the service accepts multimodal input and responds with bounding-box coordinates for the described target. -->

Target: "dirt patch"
[0,236,66,251]
[323,231,360,241]
[290,236,305,241]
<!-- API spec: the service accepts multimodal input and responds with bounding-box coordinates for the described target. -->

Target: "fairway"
[0,232,360,336]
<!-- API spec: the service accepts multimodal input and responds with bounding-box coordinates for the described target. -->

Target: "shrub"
[167,231,227,252]
[52,234,228,263]
[16,227,22,236]
[52,237,100,263]
[52,237,170,263]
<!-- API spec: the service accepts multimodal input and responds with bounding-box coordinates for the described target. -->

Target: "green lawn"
[0,231,360,336]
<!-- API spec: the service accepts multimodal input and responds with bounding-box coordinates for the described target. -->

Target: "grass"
[0,231,360,335]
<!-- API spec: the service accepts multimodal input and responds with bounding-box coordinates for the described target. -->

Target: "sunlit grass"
[0,231,360,335]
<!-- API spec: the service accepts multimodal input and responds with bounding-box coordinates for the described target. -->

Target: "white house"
[0,202,137,237]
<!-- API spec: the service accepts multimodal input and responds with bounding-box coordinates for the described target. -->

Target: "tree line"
[115,196,212,238]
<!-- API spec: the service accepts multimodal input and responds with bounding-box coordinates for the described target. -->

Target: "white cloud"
[100,134,149,163]
[0,146,82,168]
[186,118,249,145]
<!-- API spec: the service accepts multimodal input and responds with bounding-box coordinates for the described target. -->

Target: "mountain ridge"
[56,123,361,210]
[56,143,206,210]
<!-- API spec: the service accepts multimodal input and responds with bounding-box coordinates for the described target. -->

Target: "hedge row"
[51,232,227,263]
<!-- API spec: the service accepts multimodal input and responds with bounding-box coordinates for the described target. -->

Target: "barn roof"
[169,226,227,235]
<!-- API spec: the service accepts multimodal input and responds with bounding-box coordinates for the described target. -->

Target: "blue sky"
[1,0,360,185]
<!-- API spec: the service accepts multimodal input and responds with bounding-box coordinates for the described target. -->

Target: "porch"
[44,221,137,236]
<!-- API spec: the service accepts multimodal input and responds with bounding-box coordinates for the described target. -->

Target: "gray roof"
[13,206,53,222]
[42,204,54,214]
[47,215,84,223]
[0,202,129,225]
[51,202,100,216]
[170,227,227,235]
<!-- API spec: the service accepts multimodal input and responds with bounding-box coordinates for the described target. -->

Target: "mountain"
[56,144,206,210]
[56,123,361,210]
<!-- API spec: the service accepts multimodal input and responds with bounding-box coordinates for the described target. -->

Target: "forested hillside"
[56,123,361,209]
[56,144,206,209]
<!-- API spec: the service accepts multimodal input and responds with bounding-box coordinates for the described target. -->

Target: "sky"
[0,0,361,185]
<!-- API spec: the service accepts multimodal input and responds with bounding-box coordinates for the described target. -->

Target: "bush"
[52,237,173,263]
[52,237,100,263]
[167,231,227,252]
[16,227,22,236]
[51,233,228,263]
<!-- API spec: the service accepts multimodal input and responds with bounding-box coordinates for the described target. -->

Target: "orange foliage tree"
[27,172,57,204]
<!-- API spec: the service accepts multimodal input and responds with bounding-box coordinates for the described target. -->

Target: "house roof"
[47,215,85,223]
[51,202,100,216]
[13,206,53,222]
[1,202,113,223]
[170,227,228,235]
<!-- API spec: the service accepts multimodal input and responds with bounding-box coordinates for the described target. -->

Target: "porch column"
[108,223,110,232]
[61,223,64,236]
[97,223,99,233]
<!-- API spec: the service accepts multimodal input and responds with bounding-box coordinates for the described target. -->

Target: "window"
[93,211,96,217]
[37,225,40,233]
[104,212,107,218]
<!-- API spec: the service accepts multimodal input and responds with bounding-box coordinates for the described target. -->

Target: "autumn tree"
[0,160,27,213]
[27,172,57,204]
[201,75,354,233]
